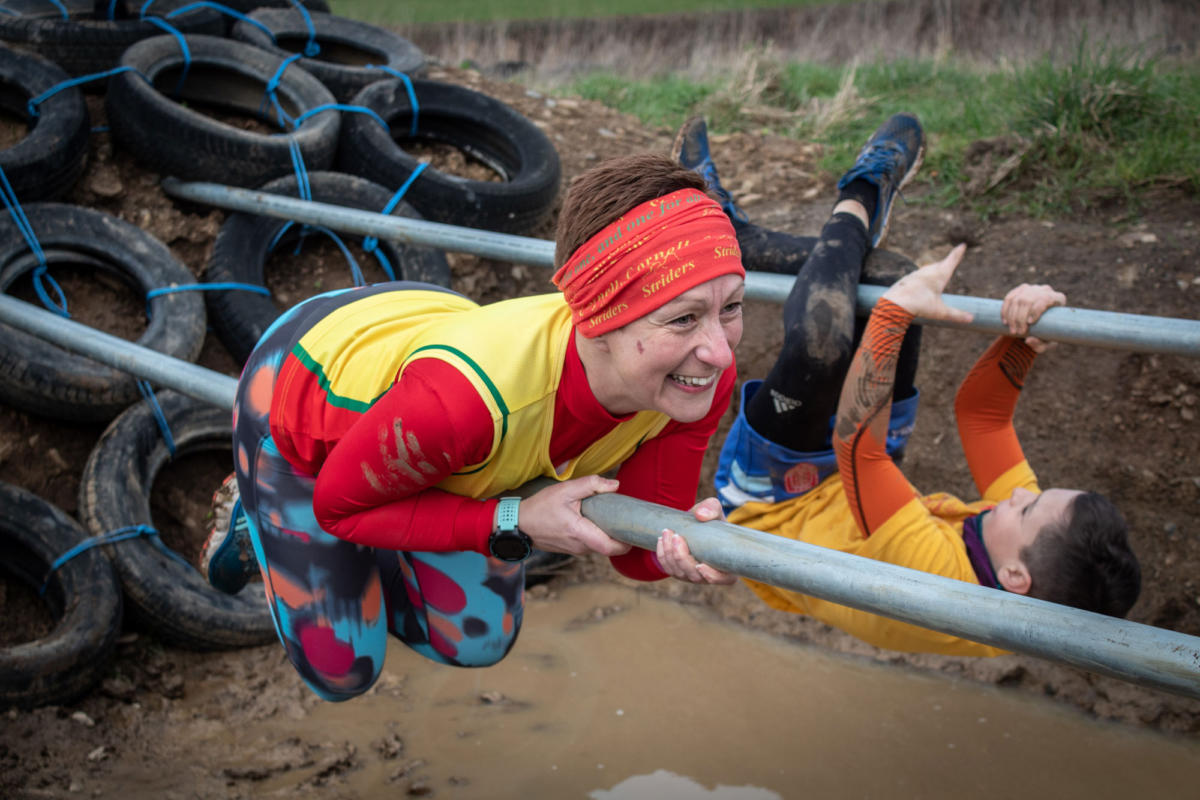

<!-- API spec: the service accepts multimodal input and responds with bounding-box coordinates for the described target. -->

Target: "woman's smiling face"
[585,273,745,422]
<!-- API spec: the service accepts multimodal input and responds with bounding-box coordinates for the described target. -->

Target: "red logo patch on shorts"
[783,463,819,494]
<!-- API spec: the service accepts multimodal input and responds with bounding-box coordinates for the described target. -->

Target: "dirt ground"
[2,47,1200,798]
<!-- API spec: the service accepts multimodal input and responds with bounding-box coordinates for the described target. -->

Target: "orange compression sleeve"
[954,336,1036,494]
[833,299,921,536]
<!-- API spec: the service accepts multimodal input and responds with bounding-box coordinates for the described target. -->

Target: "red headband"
[552,189,745,337]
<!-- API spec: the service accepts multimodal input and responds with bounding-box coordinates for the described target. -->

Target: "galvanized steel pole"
[1,295,1199,699]
[0,294,238,409]
[581,494,1200,701]
[162,178,1200,358]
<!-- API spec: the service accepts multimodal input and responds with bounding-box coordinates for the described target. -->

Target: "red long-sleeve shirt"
[307,331,734,581]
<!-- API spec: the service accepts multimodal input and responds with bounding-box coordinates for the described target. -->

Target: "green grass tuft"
[569,74,718,131]
[1001,37,1200,211]
[557,34,1198,217]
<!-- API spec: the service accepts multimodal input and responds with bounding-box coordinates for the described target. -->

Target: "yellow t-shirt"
[276,289,671,498]
[728,461,1038,657]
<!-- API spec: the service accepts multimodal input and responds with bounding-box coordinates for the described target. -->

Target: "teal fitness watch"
[488,496,533,562]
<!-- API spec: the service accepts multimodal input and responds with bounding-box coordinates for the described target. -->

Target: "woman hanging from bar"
[202,153,746,700]
[664,112,1142,656]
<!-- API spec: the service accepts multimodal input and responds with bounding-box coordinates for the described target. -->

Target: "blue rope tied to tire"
[362,162,429,276]
[0,165,68,318]
[289,101,428,266]
[291,102,390,134]
[280,136,319,251]
[144,282,272,320]
[260,95,416,287]
[275,136,372,286]
[26,65,140,120]
[42,0,70,19]
[261,53,305,128]
[363,66,420,136]
[137,380,177,457]
[166,1,273,40]
[287,0,320,57]
[139,11,191,98]
[269,221,369,285]
[287,137,312,201]
[364,243,396,282]
[39,524,193,596]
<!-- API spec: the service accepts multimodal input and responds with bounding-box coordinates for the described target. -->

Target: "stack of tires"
[0,0,563,709]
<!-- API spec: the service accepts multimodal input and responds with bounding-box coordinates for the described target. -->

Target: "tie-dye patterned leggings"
[232,285,525,702]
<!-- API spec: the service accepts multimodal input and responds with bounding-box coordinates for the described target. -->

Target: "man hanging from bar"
[661,112,1142,656]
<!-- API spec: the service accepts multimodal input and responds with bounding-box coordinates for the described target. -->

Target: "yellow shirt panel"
[730,475,1010,657]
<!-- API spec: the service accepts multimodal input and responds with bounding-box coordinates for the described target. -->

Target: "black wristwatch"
[488,496,533,562]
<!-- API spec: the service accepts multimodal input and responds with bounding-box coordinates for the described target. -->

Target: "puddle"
[227,582,1200,798]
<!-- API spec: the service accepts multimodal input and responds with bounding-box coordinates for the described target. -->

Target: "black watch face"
[491,531,531,562]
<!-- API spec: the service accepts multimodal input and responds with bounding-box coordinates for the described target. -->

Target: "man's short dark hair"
[1020,491,1141,617]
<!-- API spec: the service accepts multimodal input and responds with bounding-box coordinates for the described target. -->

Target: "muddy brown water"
[170,583,1198,798]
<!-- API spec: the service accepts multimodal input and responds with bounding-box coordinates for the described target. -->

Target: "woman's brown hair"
[553,153,711,269]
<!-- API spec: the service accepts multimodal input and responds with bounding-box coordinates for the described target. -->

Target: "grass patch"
[567,73,718,131]
[558,36,1198,217]
[1002,38,1200,214]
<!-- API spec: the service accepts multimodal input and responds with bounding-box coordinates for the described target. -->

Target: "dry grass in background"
[396,0,1197,84]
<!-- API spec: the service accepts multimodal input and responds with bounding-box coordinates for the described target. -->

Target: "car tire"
[0,44,90,201]
[0,481,123,709]
[77,390,275,651]
[337,77,561,234]
[0,203,206,422]
[232,8,425,102]
[106,33,339,187]
[203,170,451,364]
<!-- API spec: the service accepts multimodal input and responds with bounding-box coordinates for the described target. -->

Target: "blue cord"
[44,0,69,20]
[30,265,69,318]
[142,17,191,97]
[27,65,140,119]
[261,53,304,128]
[267,220,369,286]
[40,525,153,596]
[287,139,312,201]
[39,524,193,596]
[291,102,388,132]
[145,282,271,298]
[167,2,275,40]
[380,162,429,216]
[0,165,68,317]
[137,380,177,457]
[363,66,420,136]
[369,249,396,281]
[287,0,319,56]
[312,226,365,285]
[362,162,429,271]
[144,282,272,319]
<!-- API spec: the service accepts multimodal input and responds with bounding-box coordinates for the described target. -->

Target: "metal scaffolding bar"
[1,294,1198,700]
[582,494,1200,701]
[0,294,238,410]
[162,178,1200,358]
